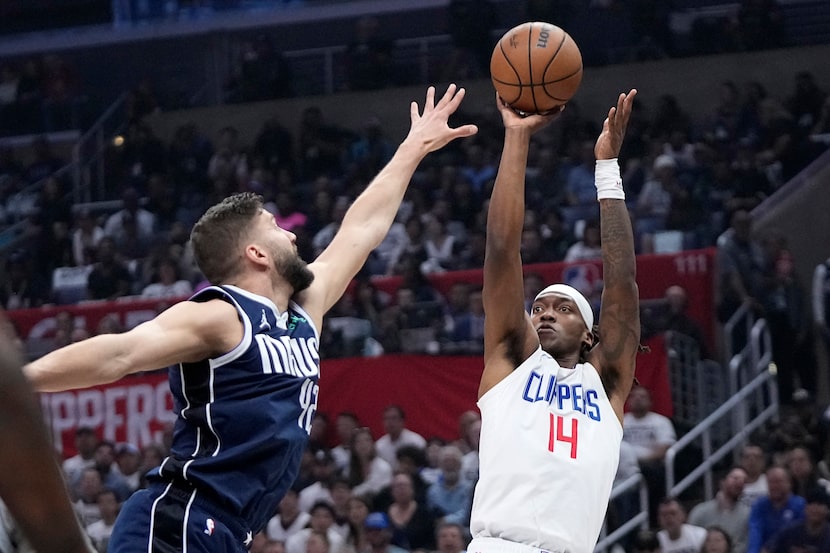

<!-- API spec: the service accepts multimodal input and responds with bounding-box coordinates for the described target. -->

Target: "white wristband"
[595,158,625,201]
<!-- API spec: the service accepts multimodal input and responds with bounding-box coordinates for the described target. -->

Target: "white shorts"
[468,537,570,553]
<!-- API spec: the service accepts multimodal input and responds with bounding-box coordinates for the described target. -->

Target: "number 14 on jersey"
[548,413,578,459]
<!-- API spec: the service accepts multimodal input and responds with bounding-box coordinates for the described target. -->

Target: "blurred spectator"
[764,486,830,553]
[92,441,131,502]
[435,523,468,553]
[86,236,133,300]
[715,209,766,323]
[420,216,461,274]
[386,471,435,551]
[72,467,104,527]
[649,284,711,359]
[331,411,361,473]
[140,257,193,299]
[85,489,119,553]
[761,246,812,404]
[113,121,167,191]
[623,385,677,526]
[62,426,99,486]
[636,153,674,234]
[564,218,602,262]
[701,526,734,553]
[688,467,750,553]
[285,502,344,553]
[345,427,393,499]
[786,71,826,135]
[564,139,598,208]
[114,443,142,494]
[71,209,104,266]
[376,405,427,469]
[656,497,707,553]
[346,116,395,183]
[786,445,821,499]
[343,16,395,91]
[299,450,337,514]
[15,58,43,134]
[266,486,311,542]
[207,126,249,188]
[312,195,349,257]
[0,250,48,309]
[343,495,371,553]
[747,466,806,553]
[299,107,349,180]
[363,512,407,553]
[125,77,160,122]
[440,285,484,355]
[167,122,213,195]
[104,187,156,243]
[630,528,662,553]
[254,116,295,179]
[425,445,473,526]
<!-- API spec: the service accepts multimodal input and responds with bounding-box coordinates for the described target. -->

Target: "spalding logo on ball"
[490,21,583,115]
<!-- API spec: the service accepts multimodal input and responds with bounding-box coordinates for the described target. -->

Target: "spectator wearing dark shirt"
[86,236,132,300]
[766,486,830,553]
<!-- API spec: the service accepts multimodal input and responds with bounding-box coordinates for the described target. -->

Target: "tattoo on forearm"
[600,202,635,285]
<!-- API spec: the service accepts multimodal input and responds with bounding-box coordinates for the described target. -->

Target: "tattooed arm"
[584,90,641,423]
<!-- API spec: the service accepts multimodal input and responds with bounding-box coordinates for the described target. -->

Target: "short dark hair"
[190,193,263,284]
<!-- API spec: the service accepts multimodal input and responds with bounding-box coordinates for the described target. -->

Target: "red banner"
[10,250,713,456]
[38,342,669,457]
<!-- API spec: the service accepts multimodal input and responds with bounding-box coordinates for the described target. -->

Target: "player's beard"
[276,250,314,293]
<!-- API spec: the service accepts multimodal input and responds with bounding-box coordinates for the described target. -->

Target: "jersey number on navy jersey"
[298,379,319,434]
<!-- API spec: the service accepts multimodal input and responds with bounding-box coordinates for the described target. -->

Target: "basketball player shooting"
[23,84,477,553]
[470,89,639,553]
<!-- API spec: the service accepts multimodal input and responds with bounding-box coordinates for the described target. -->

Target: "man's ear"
[244,243,269,268]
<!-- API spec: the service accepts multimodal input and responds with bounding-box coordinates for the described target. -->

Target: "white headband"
[533,284,594,330]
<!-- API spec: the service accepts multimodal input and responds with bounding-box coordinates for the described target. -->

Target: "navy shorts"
[108,482,252,553]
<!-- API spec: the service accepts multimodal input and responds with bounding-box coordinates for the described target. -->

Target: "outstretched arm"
[24,299,242,392]
[480,97,560,398]
[0,319,93,553]
[302,84,477,325]
[587,90,641,420]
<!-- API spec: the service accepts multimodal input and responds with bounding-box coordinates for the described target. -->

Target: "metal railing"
[665,319,777,500]
[594,474,650,553]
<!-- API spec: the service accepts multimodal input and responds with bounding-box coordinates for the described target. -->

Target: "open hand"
[406,84,478,154]
[595,89,637,160]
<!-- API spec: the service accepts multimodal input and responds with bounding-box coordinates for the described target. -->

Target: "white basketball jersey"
[470,347,622,553]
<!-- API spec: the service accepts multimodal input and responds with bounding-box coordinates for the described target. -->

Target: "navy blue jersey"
[152,285,320,534]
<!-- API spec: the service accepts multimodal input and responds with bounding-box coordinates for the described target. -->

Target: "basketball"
[490,21,583,114]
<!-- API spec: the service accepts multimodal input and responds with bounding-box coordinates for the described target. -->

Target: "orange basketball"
[490,21,583,114]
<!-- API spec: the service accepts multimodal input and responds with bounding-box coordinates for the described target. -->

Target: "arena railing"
[664,318,777,500]
[594,473,649,553]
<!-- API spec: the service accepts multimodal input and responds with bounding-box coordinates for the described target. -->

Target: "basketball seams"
[497,40,522,104]
[527,22,538,113]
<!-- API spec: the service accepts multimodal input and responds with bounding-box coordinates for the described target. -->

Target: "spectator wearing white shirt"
[85,489,119,553]
[140,258,193,299]
[738,444,769,509]
[623,385,677,526]
[71,209,104,266]
[375,405,426,469]
[103,187,156,244]
[267,487,311,542]
[688,467,750,553]
[299,450,337,514]
[285,502,344,553]
[657,497,707,553]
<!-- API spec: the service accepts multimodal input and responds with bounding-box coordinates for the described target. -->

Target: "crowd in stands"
[0,65,828,365]
[3,385,830,552]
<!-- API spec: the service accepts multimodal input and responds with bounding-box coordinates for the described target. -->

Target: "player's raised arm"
[300,84,477,325]
[480,95,560,398]
[24,299,242,392]
[588,89,641,418]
